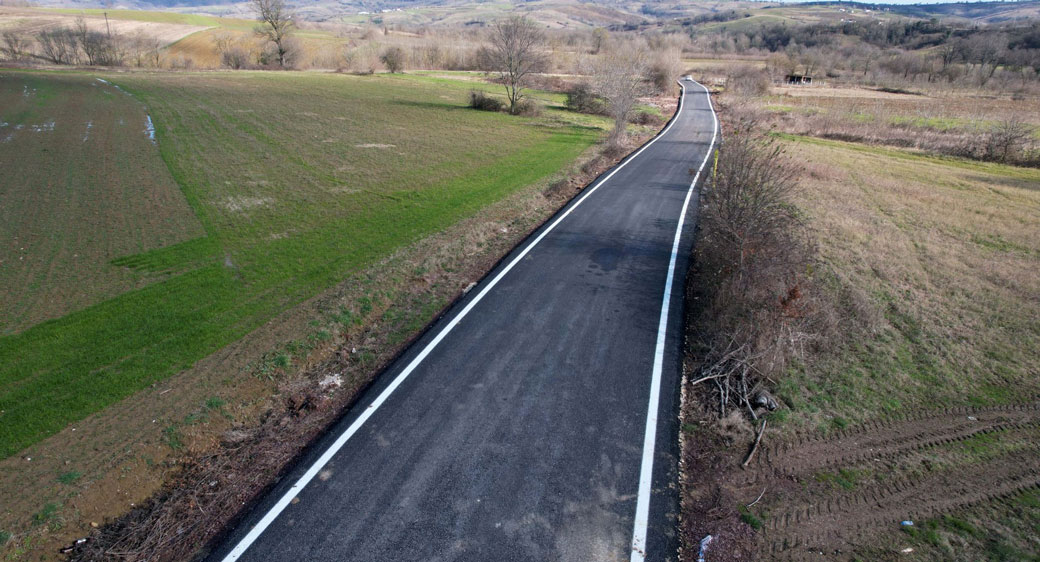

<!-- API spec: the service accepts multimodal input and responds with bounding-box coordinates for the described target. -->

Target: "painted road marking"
[629,80,718,562]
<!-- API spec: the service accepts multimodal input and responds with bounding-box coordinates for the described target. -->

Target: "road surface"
[209,80,718,562]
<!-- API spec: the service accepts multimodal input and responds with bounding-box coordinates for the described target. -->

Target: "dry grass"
[775,136,1040,435]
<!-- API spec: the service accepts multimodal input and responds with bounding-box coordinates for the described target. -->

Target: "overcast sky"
[778,0,1022,4]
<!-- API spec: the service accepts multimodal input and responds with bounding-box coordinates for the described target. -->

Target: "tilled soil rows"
[734,402,1040,560]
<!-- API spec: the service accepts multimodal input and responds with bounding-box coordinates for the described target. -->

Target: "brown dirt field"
[0,7,209,46]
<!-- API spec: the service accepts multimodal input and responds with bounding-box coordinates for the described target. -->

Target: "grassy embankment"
[0,70,604,460]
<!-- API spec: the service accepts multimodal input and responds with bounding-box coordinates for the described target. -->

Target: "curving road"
[208,80,718,562]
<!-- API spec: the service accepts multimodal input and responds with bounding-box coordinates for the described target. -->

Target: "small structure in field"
[784,74,813,85]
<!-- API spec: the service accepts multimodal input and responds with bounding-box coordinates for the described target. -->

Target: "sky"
[776,0,1027,4]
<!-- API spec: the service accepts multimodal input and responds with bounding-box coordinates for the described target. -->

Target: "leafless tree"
[592,43,649,146]
[479,15,547,115]
[380,46,405,73]
[252,0,294,68]
[37,27,79,64]
[1,30,29,61]
[985,119,1032,163]
[646,47,682,93]
[591,27,608,54]
[76,18,123,66]
[213,31,248,69]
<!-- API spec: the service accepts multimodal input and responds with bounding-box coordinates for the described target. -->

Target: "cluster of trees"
[692,18,1040,87]
[472,16,677,147]
[0,19,162,67]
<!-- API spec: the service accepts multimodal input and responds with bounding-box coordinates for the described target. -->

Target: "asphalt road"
[208,80,718,562]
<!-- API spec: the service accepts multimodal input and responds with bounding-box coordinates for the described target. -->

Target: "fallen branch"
[742,418,767,468]
[745,487,767,509]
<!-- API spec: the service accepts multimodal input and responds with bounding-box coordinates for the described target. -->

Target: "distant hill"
[9,0,1040,25]
[793,1,1040,24]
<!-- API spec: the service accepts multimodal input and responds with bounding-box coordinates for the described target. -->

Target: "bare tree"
[479,15,547,115]
[646,47,682,93]
[214,31,248,69]
[592,43,649,147]
[252,0,294,68]
[1,30,29,61]
[591,27,608,54]
[380,46,405,73]
[37,27,79,64]
[76,18,123,66]
[985,118,1032,163]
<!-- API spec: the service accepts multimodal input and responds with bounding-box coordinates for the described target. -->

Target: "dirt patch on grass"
[748,404,1040,558]
[218,195,273,212]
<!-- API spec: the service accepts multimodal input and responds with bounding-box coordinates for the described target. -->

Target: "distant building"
[785,74,813,85]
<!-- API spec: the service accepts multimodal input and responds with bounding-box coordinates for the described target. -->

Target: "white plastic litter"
[697,534,713,562]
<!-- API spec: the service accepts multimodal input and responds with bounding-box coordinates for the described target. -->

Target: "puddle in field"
[96,78,129,96]
[145,115,155,143]
[355,143,396,149]
[23,84,36,98]
[83,121,92,142]
[30,120,55,133]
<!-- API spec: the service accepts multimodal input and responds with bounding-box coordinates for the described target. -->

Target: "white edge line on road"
[630,79,718,562]
[220,76,696,562]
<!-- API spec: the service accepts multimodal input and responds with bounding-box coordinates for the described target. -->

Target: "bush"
[221,47,250,70]
[726,66,771,97]
[983,119,1033,163]
[565,83,605,115]
[380,46,405,73]
[628,108,663,125]
[692,117,817,418]
[469,90,504,112]
[513,98,541,117]
[646,52,683,94]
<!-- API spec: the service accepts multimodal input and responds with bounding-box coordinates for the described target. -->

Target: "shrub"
[628,108,662,125]
[380,46,405,73]
[646,49,683,93]
[468,90,504,112]
[726,66,771,97]
[565,83,605,115]
[692,117,817,418]
[513,98,541,116]
[221,47,250,70]
[983,118,1033,163]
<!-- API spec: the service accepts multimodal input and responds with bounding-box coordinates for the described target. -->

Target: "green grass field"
[0,73,204,333]
[0,70,603,458]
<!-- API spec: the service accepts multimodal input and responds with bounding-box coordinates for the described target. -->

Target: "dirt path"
[734,402,1040,559]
